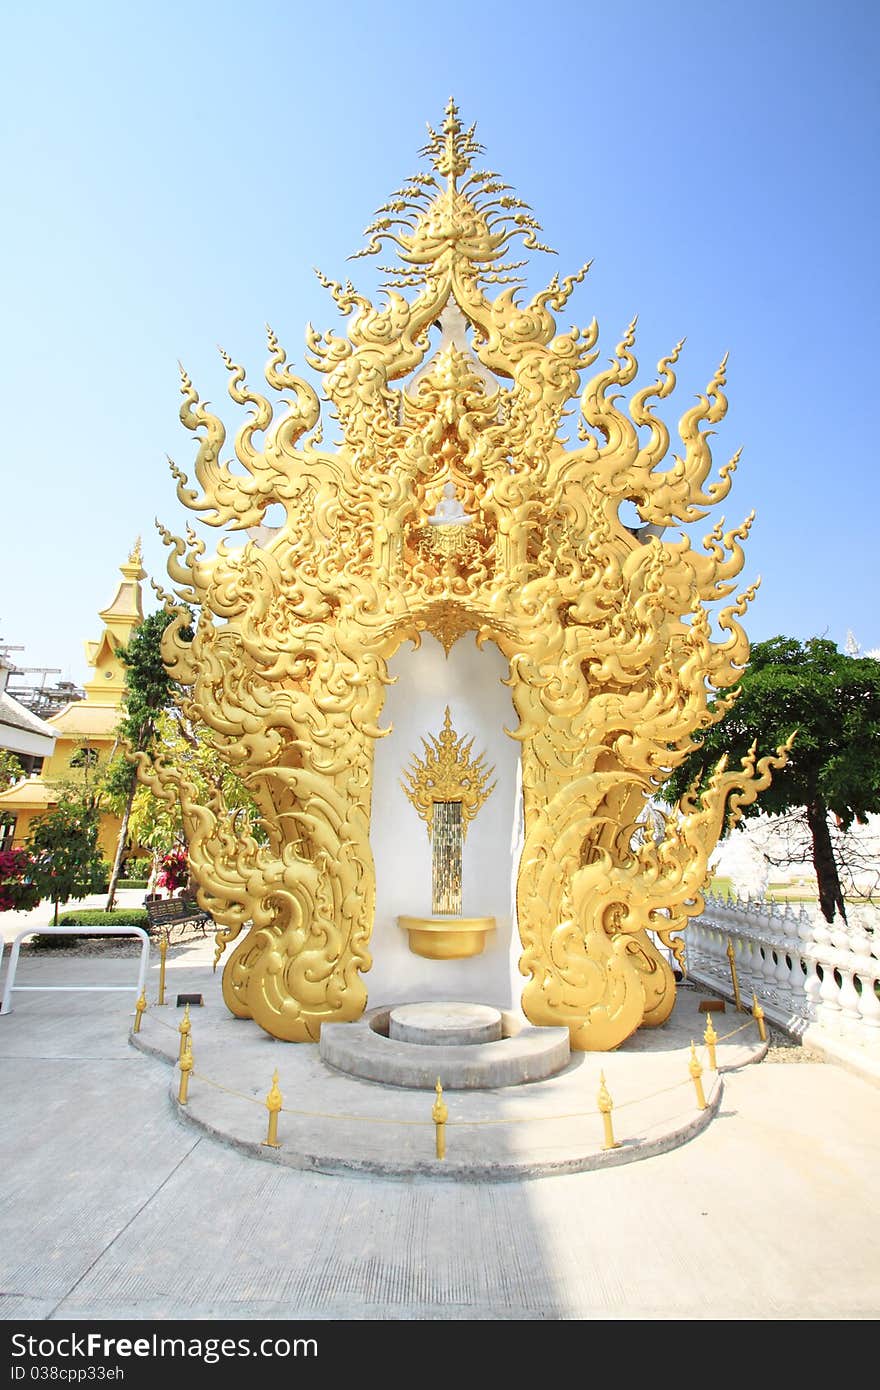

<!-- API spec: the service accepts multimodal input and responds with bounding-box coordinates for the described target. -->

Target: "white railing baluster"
[854,955,880,1032]
[683,892,879,1070]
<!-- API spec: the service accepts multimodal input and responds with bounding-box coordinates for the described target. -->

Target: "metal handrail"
[0,925,150,1015]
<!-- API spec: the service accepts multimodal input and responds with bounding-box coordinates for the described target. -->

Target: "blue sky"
[2,0,879,685]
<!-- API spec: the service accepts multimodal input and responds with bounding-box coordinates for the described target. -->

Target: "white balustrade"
[802,947,823,1022]
[854,955,880,1032]
[684,892,879,1065]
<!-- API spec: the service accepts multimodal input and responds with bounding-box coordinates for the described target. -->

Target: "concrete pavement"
[0,897,878,1319]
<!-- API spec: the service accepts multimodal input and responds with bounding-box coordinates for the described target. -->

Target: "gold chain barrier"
[707,1011,768,1046]
[134,1009,744,1160]
[713,1018,755,1043]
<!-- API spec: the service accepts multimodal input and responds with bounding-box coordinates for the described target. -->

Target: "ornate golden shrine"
[401,706,495,914]
[139,102,788,1049]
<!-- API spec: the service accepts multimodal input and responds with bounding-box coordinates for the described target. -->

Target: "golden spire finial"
[422,97,481,185]
[439,97,465,183]
[116,536,146,582]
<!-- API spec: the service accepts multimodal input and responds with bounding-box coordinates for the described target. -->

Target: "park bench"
[144,894,212,940]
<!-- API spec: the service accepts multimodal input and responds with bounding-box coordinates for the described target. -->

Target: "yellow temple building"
[0,543,146,862]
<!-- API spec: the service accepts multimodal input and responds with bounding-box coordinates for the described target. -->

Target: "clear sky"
[2,0,878,686]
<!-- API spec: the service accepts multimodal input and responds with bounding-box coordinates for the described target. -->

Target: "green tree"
[103,608,191,909]
[124,710,265,878]
[54,742,106,815]
[26,795,108,924]
[0,750,24,790]
[662,636,880,923]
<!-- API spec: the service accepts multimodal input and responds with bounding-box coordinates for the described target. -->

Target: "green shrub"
[118,879,149,889]
[28,907,149,949]
[55,908,148,928]
[125,857,152,878]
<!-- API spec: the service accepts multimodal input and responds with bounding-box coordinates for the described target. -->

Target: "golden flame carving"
[144,100,788,1048]
[401,708,496,840]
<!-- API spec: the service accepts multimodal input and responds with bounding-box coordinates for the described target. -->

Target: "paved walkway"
[1,898,878,1320]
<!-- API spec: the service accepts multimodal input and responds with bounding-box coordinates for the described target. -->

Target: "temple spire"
[83,543,147,702]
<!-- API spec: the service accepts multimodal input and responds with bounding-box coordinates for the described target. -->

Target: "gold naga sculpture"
[138,100,789,1049]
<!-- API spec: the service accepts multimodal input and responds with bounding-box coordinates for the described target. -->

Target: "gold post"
[133,990,147,1034]
[689,1041,707,1110]
[726,937,743,1011]
[752,993,767,1042]
[703,1013,718,1071]
[597,1071,620,1150]
[178,1002,191,1061]
[432,1078,448,1160]
[178,1036,193,1105]
[263,1070,282,1149]
[158,935,168,1006]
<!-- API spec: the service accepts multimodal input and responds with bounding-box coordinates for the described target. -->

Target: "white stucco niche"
[367,632,525,1012]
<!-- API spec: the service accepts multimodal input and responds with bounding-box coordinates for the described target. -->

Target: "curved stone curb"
[320,1006,571,1089]
[130,1029,724,1182]
[158,1065,723,1182]
[720,1038,769,1070]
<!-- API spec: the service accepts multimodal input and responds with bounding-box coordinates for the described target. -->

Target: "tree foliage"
[38,727,109,817]
[105,609,191,798]
[662,636,880,922]
[727,809,880,907]
[103,608,192,906]
[103,608,262,900]
[123,710,263,859]
[0,750,24,790]
[0,848,41,912]
[25,795,108,924]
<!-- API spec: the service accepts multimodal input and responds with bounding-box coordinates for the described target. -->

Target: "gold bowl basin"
[397,915,496,960]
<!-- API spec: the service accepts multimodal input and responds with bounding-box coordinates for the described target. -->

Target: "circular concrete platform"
[321,1005,571,1089]
[389,1002,503,1046]
[125,943,768,1181]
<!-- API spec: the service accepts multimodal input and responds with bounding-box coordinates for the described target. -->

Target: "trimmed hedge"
[55,909,149,927]
[117,879,149,889]
[29,908,149,949]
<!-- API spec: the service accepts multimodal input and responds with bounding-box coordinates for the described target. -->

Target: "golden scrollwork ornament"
[141,99,788,1048]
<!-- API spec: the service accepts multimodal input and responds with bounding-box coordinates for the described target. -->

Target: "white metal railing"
[0,926,150,1016]
[684,894,880,1060]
